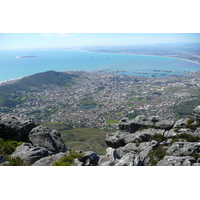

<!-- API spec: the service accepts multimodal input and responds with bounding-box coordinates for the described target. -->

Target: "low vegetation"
[52,151,84,166]
[43,124,115,155]
[0,139,26,166]
[149,145,166,166]
[0,139,23,156]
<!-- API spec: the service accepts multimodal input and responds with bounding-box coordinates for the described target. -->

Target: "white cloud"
[58,33,75,38]
[125,36,146,40]
[36,33,54,37]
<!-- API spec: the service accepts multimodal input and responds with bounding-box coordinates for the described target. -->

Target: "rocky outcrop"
[192,105,200,125]
[0,113,35,142]
[118,116,174,133]
[32,152,66,166]
[99,105,200,166]
[0,113,67,166]
[11,143,50,165]
[157,156,197,166]
[29,125,66,154]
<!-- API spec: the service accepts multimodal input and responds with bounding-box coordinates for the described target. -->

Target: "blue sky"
[0,33,200,49]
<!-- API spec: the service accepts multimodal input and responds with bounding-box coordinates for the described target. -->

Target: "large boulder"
[32,152,66,166]
[29,125,67,154]
[11,143,50,165]
[192,105,200,125]
[0,113,35,142]
[173,118,189,128]
[119,115,174,133]
[105,131,126,148]
[75,151,100,166]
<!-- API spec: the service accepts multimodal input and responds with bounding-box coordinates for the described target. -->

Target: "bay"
[0,48,200,82]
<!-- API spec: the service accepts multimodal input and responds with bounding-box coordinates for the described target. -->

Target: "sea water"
[0,48,200,82]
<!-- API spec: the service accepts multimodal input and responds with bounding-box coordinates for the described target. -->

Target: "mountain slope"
[0,71,78,107]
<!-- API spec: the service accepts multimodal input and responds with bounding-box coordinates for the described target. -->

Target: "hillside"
[0,71,78,107]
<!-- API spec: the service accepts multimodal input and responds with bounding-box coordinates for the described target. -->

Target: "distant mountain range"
[0,71,78,107]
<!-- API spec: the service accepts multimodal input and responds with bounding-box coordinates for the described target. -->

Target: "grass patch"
[149,145,166,166]
[0,139,23,156]
[79,97,97,107]
[105,120,118,125]
[3,157,27,166]
[52,151,84,166]
[59,128,115,155]
[172,133,199,142]
[151,133,167,143]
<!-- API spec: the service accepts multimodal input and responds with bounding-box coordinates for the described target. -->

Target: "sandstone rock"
[32,152,66,166]
[154,119,174,130]
[192,105,200,125]
[105,131,126,148]
[138,140,159,165]
[115,143,138,158]
[173,118,189,128]
[11,143,50,165]
[29,125,67,154]
[118,117,132,132]
[118,115,174,133]
[0,113,35,142]
[78,151,99,166]
[98,147,119,166]
[115,152,143,166]
[166,142,200,157]
[157,156,196,166]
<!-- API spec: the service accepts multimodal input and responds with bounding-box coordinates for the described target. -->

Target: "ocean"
[0,48,200,82]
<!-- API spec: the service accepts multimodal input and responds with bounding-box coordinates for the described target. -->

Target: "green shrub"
[3,157,27,166]
[174,128,181,132]
[151,133,167,143]
[0,139,23,156]
[149,146,166,166]
[52,151,84,166]
[187,119,195,125]
[172,133,199,142]
[185,119,198,131]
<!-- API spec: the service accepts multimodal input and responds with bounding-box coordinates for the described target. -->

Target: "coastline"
[0,78,21,86]
[79,49,200,66]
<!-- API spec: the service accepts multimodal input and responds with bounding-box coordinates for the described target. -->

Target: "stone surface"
[173,118,189,128]
[115,143,138,158]
[192,105,200,125]
[157,156,196,166]
[0,113,35,142]
[115,152,144,166]
[77,151,100,166]
[138,140,159,164]
[98,147,119,166]
[118,115,174,134]
[166,142,200,156]
[11,143,50,165]
[105,131,126,148]
[29,125,67,153]
[32,152,66,166]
